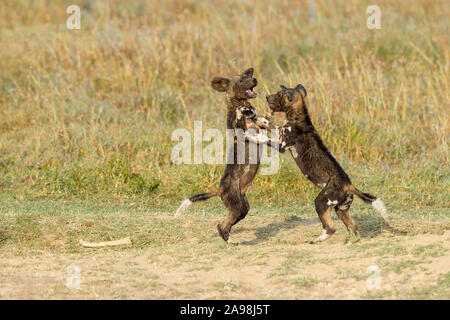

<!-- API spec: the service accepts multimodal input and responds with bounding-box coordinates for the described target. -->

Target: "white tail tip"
[174,199,192,218]
[372,198,389,223]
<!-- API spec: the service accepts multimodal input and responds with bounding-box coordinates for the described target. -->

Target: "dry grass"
[0,0,448,208]
[0,0,449,299]
[0,201,449,299]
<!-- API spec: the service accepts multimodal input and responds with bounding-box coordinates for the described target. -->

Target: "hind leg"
[239,164,259,194]
[217,210,236,243]
[237,193,250,222]
[217,166,254,243]
[335,195,358,236]
[311,190,337,244]
[310,207,335,243]
[336,208,358,235]
[217,189,249,243]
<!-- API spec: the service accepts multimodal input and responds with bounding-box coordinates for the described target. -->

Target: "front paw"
[256,117,270,128]
[243,131,258,143]
[243,131,255,139]
[244,131,269,144]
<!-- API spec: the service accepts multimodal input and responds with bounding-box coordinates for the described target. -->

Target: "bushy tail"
[174,191,218,217]
[349,185,389,223]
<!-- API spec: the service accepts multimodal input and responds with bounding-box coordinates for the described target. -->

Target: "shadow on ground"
[238,215,318,245]
[354,214,408,239]
[236,214,408,245]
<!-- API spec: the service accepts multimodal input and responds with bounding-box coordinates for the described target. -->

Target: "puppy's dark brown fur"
[175,68,264,243]
[247,84,389,243]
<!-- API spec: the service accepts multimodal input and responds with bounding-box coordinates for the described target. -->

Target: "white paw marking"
[227,235,232,244]
[313,229,330,243]
[244,132,269,144]
[327,199,338,206]
[287,146,298,158]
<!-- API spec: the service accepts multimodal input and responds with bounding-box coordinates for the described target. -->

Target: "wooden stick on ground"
[79,237,132,248]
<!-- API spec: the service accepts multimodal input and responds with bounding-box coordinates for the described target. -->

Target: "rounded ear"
[295,84,307,97]
[241,68,254,78]
[211,77,230,92]
[280,85,287,91]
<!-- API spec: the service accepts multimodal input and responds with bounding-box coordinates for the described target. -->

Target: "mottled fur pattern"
[246,84,389,243]
[175,68,263,242]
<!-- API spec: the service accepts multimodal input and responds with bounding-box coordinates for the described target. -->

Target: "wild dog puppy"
[175,68,265,243]
[245,84,389,243]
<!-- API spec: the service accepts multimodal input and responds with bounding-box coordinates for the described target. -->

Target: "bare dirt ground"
[1,211,449,300]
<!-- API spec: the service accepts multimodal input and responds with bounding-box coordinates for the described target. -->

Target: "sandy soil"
[1,216,448,299]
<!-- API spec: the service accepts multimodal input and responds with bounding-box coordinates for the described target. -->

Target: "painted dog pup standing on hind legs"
[245,84,389,243]
[175,68,270,243]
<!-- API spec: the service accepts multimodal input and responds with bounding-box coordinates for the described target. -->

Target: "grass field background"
[0,0,448,299]
[0,0,448,207]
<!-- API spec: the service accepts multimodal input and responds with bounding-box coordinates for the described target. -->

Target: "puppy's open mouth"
[246,86,257,98]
